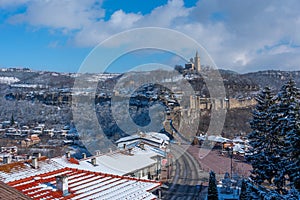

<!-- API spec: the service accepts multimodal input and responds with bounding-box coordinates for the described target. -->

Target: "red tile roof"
[7,167,161,200]
[0,156,47,173]
[68,157,79,165]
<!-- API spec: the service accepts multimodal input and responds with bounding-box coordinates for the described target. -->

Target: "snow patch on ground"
[0,76,20,84]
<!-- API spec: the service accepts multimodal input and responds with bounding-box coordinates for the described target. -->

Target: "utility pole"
[227,147,233,179]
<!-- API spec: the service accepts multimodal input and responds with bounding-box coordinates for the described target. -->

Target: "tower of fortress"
[194,51,201,72]
[185,51,201,72]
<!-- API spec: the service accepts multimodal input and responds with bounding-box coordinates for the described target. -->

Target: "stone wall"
[189,96,256,110]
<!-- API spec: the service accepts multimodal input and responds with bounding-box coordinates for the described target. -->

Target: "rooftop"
[7,167,161,200]
[52,146,161,176]
[0,156,64,183]
[116,132,170,147]
[0,181,31,200]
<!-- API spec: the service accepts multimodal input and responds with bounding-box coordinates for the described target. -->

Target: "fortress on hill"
[183,51,257,110]
[185,51,201,72]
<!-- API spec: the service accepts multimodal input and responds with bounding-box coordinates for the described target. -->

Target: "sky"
[0,0,300,73]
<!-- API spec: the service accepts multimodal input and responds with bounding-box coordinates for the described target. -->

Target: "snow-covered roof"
[232,137,245,143]
[7,167,161,200]
[52,155,125,175]
[116,132,169,147]
[147,132,170,142]
[207,135,230,143]
[233,143,245,154]
[196,135,230,143]
[0,157,64,183]
[116,135,141,144]
[53,147,159,176]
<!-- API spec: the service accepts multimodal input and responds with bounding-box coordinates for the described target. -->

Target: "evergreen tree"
[281,80,300,191]
[268,79,300,193]
[247,86,276,185]
[247,80,300,196]
[208,171,219,200]
[286,109,300,191]
[10,114,15,126]
[239,179,248,200]
[248,80,300,193]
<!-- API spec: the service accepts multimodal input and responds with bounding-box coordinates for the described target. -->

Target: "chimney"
[95,150,101,156]
[56,175,68,196]
[3,156,11,164]
[33,152,41,158]
[128,148,132,154]
[140,143,145,150]
[66,151,71,159]
[82,153,86,159]
[91,157,96,166]
[32,157,38,169]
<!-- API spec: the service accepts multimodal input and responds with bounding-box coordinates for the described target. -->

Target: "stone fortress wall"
[189,96,256,110]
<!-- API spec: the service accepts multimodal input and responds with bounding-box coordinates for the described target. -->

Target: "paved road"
[162,145,207,200]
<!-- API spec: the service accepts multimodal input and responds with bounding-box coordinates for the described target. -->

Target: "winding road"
[162,144,206,200]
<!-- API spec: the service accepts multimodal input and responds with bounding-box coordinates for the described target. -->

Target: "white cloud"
[186,0,300,72]
[72,0,193,47]
[8,0,104,31]
[110,10,142,29]
[4,0,300,72]
[140,0,192,27]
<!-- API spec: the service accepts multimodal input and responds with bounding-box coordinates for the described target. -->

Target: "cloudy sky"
[0,0,300,73]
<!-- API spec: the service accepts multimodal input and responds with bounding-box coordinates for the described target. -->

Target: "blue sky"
[0,0,300,73]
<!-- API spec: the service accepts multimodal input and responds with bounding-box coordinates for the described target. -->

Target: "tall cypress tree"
[208,171,219,200]
[247,86,275,185]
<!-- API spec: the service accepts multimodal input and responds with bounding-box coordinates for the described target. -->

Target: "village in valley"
[0,57,259,200]
[0,48,299,199]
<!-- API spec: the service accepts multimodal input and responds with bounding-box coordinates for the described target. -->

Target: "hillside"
[242,70,300,91]
[0,67,299,139]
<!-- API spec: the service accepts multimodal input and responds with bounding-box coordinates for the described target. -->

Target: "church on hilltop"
[185,51,201,72]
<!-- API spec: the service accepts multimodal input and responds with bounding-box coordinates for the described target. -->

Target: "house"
[1,146,18,154]
[0,156,63,183]
[0,156,162,199]
[116,132,170,149]
[21,134,41,147]
[5,128,23,137]
[31,125,44,135]
[7,167,161,200]
[53,145,165,180]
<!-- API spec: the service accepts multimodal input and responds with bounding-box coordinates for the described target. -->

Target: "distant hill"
[242,70,300,91]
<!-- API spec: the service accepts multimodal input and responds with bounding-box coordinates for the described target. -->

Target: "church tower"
[194,51,201,72]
